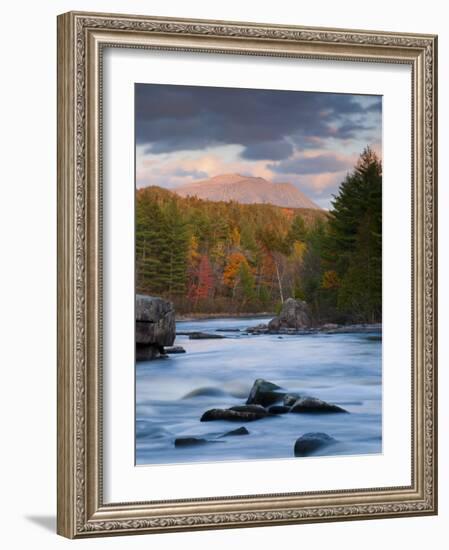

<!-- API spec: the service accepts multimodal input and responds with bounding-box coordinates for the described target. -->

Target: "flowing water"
[136,317,382,465]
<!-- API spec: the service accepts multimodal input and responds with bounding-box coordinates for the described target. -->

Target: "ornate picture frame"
[57,11,437,538]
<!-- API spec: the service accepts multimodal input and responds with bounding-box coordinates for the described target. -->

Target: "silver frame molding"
[57,11,438,538]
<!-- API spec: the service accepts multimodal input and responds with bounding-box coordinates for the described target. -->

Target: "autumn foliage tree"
[223,252,248,291]
[188,254,214,307]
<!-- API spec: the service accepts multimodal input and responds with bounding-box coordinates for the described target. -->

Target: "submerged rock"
[165,346,186,354]
[221,427,250,437]
[268,298,312,331]
[136,295,176,361]
[323,323,382,334]
[290,396,348,414]
[174,437,209,447]
[136,421,171,439]
[189,332,226,340]
[201,407,268,422]
[294,432,337,457]
[246,323,269,334]
[246,379,285,407]
[182,387,229,399]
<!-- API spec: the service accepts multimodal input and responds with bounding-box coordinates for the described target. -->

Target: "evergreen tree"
[300,219,328,321]
[135,195,166,294]
[238,261,256,304]
[160,200,189,298]
[286,214,307,250]
[325,147,382,321]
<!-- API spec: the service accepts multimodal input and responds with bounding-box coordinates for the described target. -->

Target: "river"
[136,316,382,465]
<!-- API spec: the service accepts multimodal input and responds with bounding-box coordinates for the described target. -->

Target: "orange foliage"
[223,252,248,288]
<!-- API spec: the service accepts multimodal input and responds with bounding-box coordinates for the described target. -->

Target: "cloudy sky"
[135,83,382,209]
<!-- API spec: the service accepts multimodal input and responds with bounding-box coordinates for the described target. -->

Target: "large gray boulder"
[136,295,176,361]
[268,298,311,331]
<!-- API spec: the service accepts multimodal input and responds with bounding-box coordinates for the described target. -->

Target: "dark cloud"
[135,83,381,161]
[270,153,352,175]
[172,168,208,179]
[241,139,294,160]
[337,121,375,139]
[366,101,383,112]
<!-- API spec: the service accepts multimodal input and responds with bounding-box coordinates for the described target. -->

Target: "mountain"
[174,174,321,210]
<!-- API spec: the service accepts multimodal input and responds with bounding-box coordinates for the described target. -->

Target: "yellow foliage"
[188,235,201,264]
[321,270,340,290]
[230,227,241,248]
[292,240,307,262]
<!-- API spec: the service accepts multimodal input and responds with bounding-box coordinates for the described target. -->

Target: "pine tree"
[286,214,307,249]
[135,195,166,294]
[160,200,189,298]
[239,261,256,303]
[325,147,382,321]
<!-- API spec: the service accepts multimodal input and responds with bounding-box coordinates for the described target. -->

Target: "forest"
[136,147,382,323]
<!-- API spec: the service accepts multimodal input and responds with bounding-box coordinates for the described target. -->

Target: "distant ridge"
[174,173,321,210]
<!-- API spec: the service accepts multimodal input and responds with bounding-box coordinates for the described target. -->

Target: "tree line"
[136,147,382,323]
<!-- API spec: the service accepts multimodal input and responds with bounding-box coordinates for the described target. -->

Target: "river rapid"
[136,316,382,465]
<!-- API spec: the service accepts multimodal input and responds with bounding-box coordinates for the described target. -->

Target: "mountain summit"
[174,173,321,209]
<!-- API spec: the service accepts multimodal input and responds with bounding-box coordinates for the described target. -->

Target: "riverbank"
[245,322,382,336]
[175,311,276,322]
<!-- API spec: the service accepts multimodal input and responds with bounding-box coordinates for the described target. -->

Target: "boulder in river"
[165,346,186,354]
[246,378,285,407]
[268,298,312,331]
[294,432,337,457]
[220,427,250,437]
[290,396,348,414]
[136,294,175,360]
[136,420,172,439]
[174,437,209,447]
[182,387,229,399]
[189,332,226,340]
[201,406,268,422]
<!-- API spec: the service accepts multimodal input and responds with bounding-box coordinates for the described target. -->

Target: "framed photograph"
[57,11,438,538]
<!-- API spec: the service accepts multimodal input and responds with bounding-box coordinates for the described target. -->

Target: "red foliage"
[188,254,214,304]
